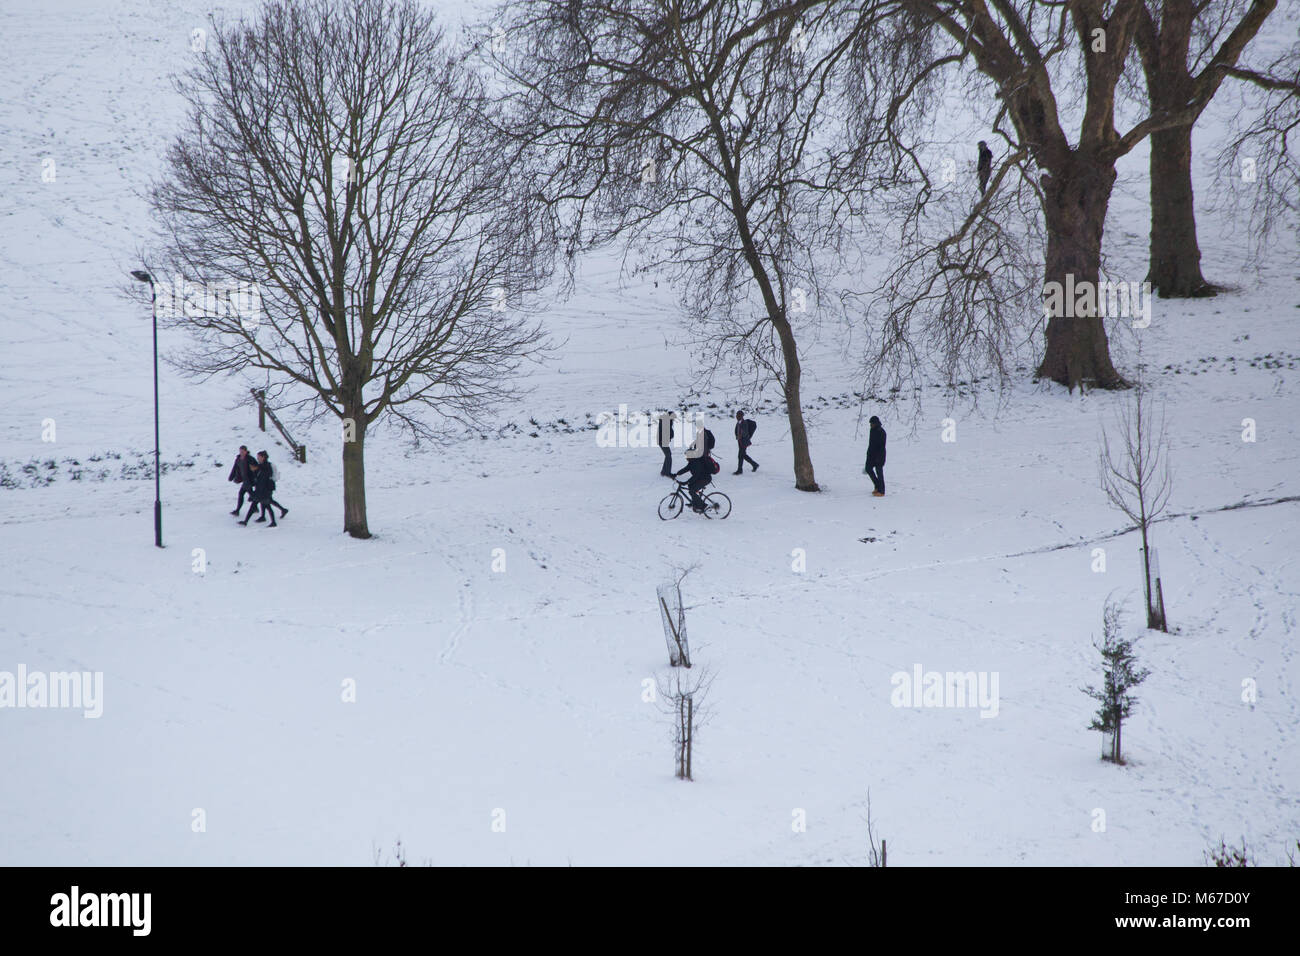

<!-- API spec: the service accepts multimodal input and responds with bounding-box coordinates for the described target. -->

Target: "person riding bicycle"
[674,427,717,512]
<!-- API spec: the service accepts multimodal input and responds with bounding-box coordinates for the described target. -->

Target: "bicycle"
[658,480,731,520]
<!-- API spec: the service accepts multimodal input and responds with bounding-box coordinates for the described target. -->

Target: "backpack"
[743,419,757,441]
[708,455,720,475]
[704,428,716,451]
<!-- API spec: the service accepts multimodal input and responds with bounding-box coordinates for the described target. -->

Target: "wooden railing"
[251,389,307,463]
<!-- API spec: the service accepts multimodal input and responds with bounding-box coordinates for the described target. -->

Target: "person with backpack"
[228,445,255,515]
[657,411,676,477]
[239,450,281,526]
[685,422,715,460]
[674,445,717,513]
[864,415,886,497]
[733,410,758,475]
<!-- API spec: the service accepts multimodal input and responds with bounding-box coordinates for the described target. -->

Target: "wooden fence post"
[685,697,693,781]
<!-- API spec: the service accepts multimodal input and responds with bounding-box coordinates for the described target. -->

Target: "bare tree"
[1131,1,1277,298]
[492,0,898,492]
[148,0,554,538]
[877,0,1275,391]
[856,143,1043,402]
[1098,371,1173,629]
[657,665,714,780]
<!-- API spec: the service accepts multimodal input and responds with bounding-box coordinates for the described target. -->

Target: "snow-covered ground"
[1,0,1297,866]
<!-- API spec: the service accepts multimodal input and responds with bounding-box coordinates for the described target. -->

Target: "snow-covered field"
[1,0,1297,866]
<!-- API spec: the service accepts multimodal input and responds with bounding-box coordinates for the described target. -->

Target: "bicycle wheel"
[704,491,731,519]
[658,491,684,520]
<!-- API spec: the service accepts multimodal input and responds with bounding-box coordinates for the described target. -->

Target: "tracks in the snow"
[720,492,1300,611]
[998,493,1300,561]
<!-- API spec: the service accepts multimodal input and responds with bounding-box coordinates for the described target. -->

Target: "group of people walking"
[222,412,883,526]
[655,409,888,508]
[653,410,762,513]
[228,446,288,527]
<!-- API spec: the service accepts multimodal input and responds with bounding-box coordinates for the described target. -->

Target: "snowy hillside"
[0,0,1297,867]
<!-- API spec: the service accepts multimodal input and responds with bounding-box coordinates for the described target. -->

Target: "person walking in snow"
[263,452,288,520]
[228,445,255,515]
[239,450,281,526]
[864,415,886,497]
[657,411,676,477]
[977,140,993,196]
[733,410,758,475]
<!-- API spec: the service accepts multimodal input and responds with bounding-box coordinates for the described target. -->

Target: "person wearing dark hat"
[977,141,993,196]
[864,415,886,497]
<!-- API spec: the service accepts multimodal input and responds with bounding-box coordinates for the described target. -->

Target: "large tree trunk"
[1137,0,1219,299]
[1036,157,1126,392]
[1146,122,1215,298]
[342,411,370,539]
[728,169,819,492]
[772,314,818,492]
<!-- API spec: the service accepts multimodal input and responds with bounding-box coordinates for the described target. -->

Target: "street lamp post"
[131,269,163,548]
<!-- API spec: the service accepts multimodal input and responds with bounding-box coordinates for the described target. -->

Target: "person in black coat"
[864,415,886,496]
[657,411,676,477]
[263,453,288,519]
[239,450,279,526]
[733,410,758,475]
[977,141,992,196]
[674,455,714,512]
[228,445,255,515]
